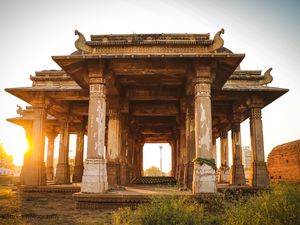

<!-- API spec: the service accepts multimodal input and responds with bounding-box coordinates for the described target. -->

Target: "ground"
[0,183,299,225]
[0,186,113,225]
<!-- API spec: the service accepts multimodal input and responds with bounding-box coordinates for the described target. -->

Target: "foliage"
[144,166,166,177]
[224,183,300,225]
[0,143,14,169]
[112,195,204,225]
[192,157,216,170]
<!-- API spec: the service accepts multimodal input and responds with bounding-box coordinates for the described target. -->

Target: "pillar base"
[184,162,194,189]
[218,166,230,183]
[21,162,47,186]
[55,163,70,184]
[120,164,128,185]
[192,163,217,194]
[250,161,269,188]
[230,164,246,185]
[177,163,184,186]
[46,166,54,181]
[107,161,120,187]
[72,165,84,183]
[81,159,108,193]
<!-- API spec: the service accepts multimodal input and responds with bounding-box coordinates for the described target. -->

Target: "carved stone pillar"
[46,128,58,181]
[170,140,177,177]
[218,130,230,183]
[175,134,181,181]
[55,121,70,184]
[22,99,47,186]
[134,138,142,177]
[140,142,144,176]
[230,115,246,185]
[120,113,129,185]
[193,76,216,193]
[249,104,269,188]
[20,124,33,185]
[127,130,134,182]
[184,103,195,189]
[212,138,217,162]
[81,61,108,193]
[72,128,85,183]
[178,114,186,186]
[107,108,121,187]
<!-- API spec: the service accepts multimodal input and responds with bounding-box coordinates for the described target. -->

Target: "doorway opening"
[143,143,171,176]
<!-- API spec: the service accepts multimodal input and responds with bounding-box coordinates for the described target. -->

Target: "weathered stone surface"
[268,140,300,182]
[81,159,108,193]
[218,166,230,183]
[192,163,217,193]
[249,105,269,188]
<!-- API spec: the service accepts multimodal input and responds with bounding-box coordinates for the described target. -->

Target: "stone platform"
[73,184,254,209]
[18,183,81,193]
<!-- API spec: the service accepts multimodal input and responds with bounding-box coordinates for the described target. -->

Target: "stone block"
[218,166,230,183]
[55,163,70,184]
[107,161,120,187]
[192,163,217,193]
[21,161,47,186]
[230,164,246,185]
[72,165,84,183]
[249,161,269,188]
[81,159,108,193]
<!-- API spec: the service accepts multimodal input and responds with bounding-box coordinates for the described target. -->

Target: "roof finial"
[210,28,225,52]
[259,67,273,85]
[16,105,24,116]
[74,30,93,53]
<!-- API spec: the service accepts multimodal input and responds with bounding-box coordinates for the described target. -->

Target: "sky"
[0,0,299,170]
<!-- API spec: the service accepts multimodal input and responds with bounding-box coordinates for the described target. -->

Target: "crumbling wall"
[267,140,300,182]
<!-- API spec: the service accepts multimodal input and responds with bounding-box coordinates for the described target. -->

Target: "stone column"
[230,115,246,185]
[20,124,33,185]
[249,102,269,188]
[81,61,108,193]
[134,138,142,177]
[107,108,121,187]
[22,99,47,186]
[212,138,217,162]
[184,103,195,189]
[46,128,58,181]
[127,130,134,181]
[120,113,129,185]
[218,130,230,183]
[178,114,186,186]
[72,128,85,183]
[192,75,216,193]
[55,121,70,184]
[170,140,177,177]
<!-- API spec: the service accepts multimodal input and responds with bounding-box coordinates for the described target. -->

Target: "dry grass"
[0,186,113,225]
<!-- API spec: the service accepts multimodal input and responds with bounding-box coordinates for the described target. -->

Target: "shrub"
[224,183,300,225]
[112,195,204,225]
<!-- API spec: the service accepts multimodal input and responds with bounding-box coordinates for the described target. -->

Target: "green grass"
[112,183,300,225]
[224,183,300,225]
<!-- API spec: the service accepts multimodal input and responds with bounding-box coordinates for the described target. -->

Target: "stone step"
[132,176,177,185]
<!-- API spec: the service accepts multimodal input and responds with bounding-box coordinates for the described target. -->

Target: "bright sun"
[3,128,28,166]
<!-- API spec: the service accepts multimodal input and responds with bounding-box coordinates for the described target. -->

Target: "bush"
[224,183,300,225]
[112,195,204,225]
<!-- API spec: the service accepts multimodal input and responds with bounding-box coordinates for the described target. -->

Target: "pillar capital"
[220,130,228,139]
[250,107,262,120]
[108,108,120,119]
[194,82,211,98]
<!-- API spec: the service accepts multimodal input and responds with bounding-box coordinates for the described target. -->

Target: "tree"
[144,166,166,176]
[0,143,14,169]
